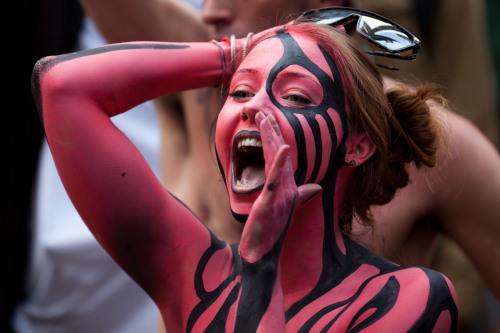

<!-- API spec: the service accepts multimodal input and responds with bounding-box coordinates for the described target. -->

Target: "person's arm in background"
[77,0,214,205]
[79,0,207,43]
[429,108,500,300]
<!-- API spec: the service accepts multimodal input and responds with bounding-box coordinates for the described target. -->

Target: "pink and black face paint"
[215,29,349,223]
[265,31,348,187]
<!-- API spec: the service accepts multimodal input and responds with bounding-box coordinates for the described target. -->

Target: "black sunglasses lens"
[298,9,415,52]
[356,16,413,51]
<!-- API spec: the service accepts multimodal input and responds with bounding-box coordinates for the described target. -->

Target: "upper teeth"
[237,137,262,151]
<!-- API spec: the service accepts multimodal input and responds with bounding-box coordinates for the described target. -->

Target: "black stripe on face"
[264,32,347,186]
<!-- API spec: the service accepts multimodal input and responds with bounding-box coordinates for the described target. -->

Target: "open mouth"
[231,131,265,194]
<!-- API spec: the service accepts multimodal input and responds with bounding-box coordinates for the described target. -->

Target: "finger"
[257,113,279,149]
[257,113,281,169]
[265,144,289,189]
[259,113,297,188]
[255,110,265,126]
[261,144,290,202]
[267,114,284,144]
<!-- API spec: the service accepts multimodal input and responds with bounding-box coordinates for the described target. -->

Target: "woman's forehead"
[244,31,335,80]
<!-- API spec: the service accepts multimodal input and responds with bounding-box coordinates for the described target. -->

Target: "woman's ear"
[344,133,376,167]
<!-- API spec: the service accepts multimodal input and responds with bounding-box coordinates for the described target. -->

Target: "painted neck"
[281,165,354,291]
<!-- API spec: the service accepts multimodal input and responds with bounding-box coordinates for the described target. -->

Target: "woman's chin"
[228,193,259,223]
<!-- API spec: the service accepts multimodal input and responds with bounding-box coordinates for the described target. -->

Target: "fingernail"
[255,111,264,123]
[268,114,277,124]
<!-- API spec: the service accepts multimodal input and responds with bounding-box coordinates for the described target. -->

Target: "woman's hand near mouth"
[239,111,321,263]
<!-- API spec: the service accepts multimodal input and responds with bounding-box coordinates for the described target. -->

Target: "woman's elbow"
[32,54,94,125]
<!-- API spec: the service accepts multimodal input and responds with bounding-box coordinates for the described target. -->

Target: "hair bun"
[386,84,444,168]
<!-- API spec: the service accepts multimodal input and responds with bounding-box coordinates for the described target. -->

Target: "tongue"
[240,163,265,186]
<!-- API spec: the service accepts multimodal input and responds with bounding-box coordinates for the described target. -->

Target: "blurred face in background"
[202,0,349,39]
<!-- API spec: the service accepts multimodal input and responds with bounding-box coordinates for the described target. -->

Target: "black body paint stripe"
[234,199,296,332]
[215,147,227,186]
[407,268,458,333]
[264,33,346,187]
[204,283,241,332]
[346,275,400,332]
[230,210,248,223]
[186,240,240,333]
[304,116,323,183]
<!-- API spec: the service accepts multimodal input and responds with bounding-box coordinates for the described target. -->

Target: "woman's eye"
[283,93,312,106]
[229,90,253,101]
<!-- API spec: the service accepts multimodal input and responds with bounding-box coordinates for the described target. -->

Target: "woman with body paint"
[33,20,457,332]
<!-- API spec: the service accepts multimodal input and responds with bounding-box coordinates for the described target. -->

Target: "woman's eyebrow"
[231,68,259,86]
[234,68,258,76]
[278,71,316,80]
[276,71,323,90]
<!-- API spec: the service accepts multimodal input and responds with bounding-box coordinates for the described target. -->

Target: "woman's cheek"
[274,115,299,173]
[215,106,237,175]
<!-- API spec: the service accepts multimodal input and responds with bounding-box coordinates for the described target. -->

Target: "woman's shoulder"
[344,242,458,331]
[356,244,457,305]
[373,265,456,298]
[355,264,458,332]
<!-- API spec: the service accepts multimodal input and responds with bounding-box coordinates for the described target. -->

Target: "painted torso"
[181,214,457,332]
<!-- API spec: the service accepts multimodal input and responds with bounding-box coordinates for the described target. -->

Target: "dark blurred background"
[3,1,82,331]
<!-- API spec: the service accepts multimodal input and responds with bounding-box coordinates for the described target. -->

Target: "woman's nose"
[240,107,257,122]
[240,92,270,122]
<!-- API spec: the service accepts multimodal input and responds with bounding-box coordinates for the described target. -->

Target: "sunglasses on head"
[295,7,421,70]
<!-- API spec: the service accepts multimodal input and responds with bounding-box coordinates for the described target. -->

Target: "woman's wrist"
[211,33,253,87]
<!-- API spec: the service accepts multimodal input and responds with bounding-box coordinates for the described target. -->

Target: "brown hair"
[245,23,444,231]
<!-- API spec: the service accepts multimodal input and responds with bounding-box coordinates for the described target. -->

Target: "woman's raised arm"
[31,40,232,307]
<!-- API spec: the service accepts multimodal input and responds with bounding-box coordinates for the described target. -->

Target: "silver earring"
[349,160,357,167]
